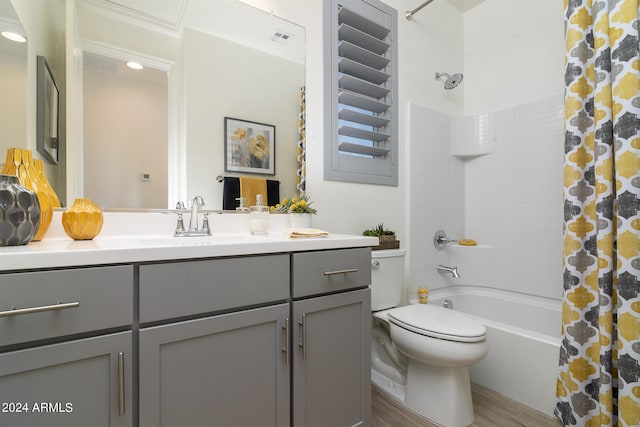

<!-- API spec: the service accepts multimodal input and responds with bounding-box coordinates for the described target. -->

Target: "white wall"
[463,0,564,114]
[10,0,65,201]
[243,0,464,244]
[459,0,565,300]
[183,28,304,209]
[252,0,564,302]
[0,49,27,158]
[83,61,168,208]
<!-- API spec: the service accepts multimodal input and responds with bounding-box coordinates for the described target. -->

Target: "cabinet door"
[293,288,371,427]
[0,332,132,427]
[139,304,290,427]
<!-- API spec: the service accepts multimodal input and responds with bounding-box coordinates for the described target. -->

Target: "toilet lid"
[387,304,487,343]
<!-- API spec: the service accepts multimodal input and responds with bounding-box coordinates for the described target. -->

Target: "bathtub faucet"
[437,265,460,278]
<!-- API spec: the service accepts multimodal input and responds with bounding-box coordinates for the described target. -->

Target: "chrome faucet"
[437,265,460,278]
[174,196,211,237]
[189,196,204,230]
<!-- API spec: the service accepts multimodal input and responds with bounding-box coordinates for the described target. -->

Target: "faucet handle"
[201,213,211,235]
[434,230,457,250]
[174,201,186,234]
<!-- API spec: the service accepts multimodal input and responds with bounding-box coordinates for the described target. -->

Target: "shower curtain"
[557,1,639,426]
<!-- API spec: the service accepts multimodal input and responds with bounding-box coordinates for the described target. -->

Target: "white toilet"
[370,249,488,427]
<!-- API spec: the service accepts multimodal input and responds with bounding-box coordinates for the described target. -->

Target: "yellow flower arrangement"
[271,193,317,214]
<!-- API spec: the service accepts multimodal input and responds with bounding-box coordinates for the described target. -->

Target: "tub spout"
[437,265,460,278]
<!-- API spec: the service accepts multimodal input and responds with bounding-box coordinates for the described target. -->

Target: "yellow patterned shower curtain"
[557,1,640,426]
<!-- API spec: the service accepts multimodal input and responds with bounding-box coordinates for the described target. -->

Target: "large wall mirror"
[3,0,305,210]
[74,0,305,210]
[0,0,28,167]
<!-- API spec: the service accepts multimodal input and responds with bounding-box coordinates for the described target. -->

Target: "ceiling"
[446,0,485,12]
[82,0,305,64]
[104,0,187,32]
[89,0,486,34]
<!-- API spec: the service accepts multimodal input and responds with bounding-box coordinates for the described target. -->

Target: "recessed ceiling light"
[126,61,144,70]
[1,31,27,43]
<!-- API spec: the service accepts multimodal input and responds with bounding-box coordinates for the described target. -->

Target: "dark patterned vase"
[0,174,41,246]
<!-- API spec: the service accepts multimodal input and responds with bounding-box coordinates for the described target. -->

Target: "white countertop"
[0,211,378,271]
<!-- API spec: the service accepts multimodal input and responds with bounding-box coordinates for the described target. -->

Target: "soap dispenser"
[249,194,269,234]
[235,197,249,213]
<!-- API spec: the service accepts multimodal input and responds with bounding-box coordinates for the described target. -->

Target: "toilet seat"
[387,304,486,343]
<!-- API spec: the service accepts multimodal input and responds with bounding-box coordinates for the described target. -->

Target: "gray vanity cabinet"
[291,248,372,427]
[0,332,133,427]
[0,266,134,427]
[137,255,291,427]
[137,248,372,427]
[139,304,290,427]
[0,245,373,427]
[292,289,371,427]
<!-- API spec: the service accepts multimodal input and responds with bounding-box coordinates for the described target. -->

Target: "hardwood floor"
[372,383,563,427]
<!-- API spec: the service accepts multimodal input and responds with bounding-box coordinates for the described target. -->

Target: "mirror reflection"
[0,0,27,163]
[83,51,169,208]
[77,0,306,210]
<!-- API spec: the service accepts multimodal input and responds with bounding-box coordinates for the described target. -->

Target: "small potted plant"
[362,223,399,250]
[271,193,317,228]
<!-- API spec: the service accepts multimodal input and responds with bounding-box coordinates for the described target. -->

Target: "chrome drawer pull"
[0,301,80,318]
[323,268,358,276]
[118,352,125,416]
[282,317,290,366]
[298,314,307,359]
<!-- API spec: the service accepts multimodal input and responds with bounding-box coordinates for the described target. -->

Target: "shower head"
[435,72,464,90]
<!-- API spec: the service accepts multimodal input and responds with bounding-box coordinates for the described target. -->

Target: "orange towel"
[240,176,268,207]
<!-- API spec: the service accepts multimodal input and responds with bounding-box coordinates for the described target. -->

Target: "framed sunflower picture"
[224,117,275,175]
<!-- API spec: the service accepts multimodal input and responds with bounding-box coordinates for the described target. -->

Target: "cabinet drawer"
[139,254,289,324]
[292,247,371,298]
[0,266,133,348]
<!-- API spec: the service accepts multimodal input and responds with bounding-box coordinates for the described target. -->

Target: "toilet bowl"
[370,250,489,427]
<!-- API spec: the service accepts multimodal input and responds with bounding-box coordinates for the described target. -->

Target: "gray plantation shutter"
[324,0,398,185]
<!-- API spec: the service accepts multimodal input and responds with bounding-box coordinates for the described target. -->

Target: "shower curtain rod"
[405,0,436,20]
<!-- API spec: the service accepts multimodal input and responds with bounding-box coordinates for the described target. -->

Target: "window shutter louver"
[325,0,398,186]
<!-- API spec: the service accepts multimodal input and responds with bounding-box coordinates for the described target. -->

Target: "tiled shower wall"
[407,103,465,300]
[407,95,564,301]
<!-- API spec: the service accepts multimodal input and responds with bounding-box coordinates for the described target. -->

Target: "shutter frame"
[324,0,398,186]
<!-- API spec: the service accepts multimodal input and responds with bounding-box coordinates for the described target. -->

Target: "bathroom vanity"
[0,213,376,427]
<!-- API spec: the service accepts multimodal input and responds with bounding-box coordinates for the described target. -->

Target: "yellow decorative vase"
[62,198,104,240]
[34,159,61,208]
[1,148,53,241]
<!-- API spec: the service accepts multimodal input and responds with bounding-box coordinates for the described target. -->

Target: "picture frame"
[224,117,275,175]
[36,55,59,164]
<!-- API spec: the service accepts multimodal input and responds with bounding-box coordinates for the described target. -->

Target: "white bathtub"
[428,286,561,417]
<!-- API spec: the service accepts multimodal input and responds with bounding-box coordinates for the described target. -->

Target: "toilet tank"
[371,249,406,311]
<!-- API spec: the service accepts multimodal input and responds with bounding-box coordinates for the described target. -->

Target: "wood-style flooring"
[372,383,563,427]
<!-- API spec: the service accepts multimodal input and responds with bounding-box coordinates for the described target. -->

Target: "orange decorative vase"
[1,148,53,240]
[62,198,104,240]
[34,159,61,208]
